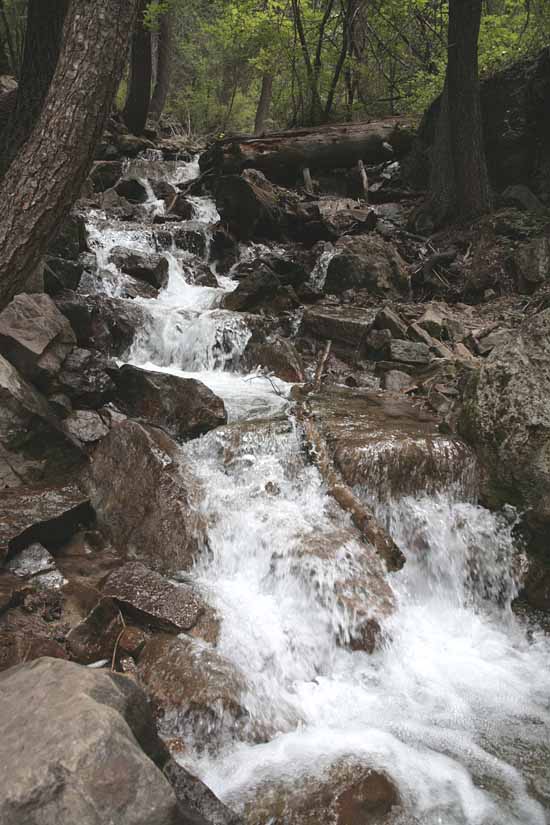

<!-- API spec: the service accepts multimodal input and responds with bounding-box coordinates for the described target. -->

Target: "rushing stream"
[83,156,550,825]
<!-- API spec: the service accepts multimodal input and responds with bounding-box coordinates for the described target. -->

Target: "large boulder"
[55,292,148,357]
[460,309,550,547]
[137,635,250,750]
[0,657,237,825]
[109,247,169,290]
[111,365,227,439]
[0,353,83,488]
[324,236,410,297]
[213,170,292,242]
[56,347,116,409]
[84,420,206,575]
[0,294,76,390]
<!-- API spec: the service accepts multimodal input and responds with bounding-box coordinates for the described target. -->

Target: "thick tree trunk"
[0,0,68,179]
[254,73,273,135]
[429,0,492,222]
[0,0,139,309]
[200,117,416,185]
[149,7,173,121]
[123,0,152,135]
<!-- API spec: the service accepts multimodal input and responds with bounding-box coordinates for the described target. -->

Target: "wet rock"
[241,334,304,382]
[213,170,289,242]
[48,213,86,260]
[325,235,410,297]
[64,409,110,443]
[0,657,190,824]
[387,339,431,365]
[383,369,412,393]
[44,255,83,294]
[154,224,207,257]
[118,626,150,658]
[310,387,476,502]
[514,237,550,292]
[179,256,219,288]
[170,193,195,219]
[0,609,68,672]
[138,634,249,749]
[66,596,124,664]
[0,293,76,390]
[210,226,239,274]
[56,347,116,408]
[300,302,376,359]
[90,160,124,192]
[460,308,550,546]
[0,352,84,488]
[55,292,148,356]
[0,481,93,563]
[115,177,149,203]
[524,562,550,610]
[109,246,169,290]
[112,364,227,439]
[85,420,206,575]
[163,760,243,825]
[6,543,64,589]
[238,759,399,825]
[224,270,292,313]
[151,179,178,206]
[103,561,207,633]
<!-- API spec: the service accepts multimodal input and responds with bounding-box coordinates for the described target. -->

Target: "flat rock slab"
[0,481,94,563]
[301,302,376,352]
[309,387,476,502]
[103,561,206,632]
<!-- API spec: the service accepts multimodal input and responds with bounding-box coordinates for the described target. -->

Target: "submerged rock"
[237,759,399,825]
[111,364,227,439]
[85,420,207,575]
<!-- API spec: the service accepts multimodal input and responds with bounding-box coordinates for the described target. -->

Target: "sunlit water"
[82,155,550,824]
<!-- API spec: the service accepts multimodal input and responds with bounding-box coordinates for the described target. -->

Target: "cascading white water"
[83,153,550,824]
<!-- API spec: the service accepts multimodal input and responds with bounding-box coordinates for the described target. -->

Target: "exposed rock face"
[56,347,116,408]
[0,481,93,563]
[138,634,250,749]
[460,309,550,545]
[109,247,169,289]
[64,410,110,443]
[103,561,207,633]
[153,224,207,257]
[90,160,124,192]
[55,292,148,356]
[300,302,376,358]
[241,334,304,382]
[224,270,299,314]
[237,760,399,825]
[0,657,198,824]
[0,353,83,488]
[325,236,410,297]
[66,597,124,664]
[0,611,68,672]
[85,420,207,575]
[115,177,149,203]
[0,294,76,389]
[112,365,227,439]
[514,236,550,292]
[213,170,290,242]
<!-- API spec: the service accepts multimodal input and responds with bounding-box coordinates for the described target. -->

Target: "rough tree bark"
[123,0,152,135]
[0,0,69,179]
[429,0,492,222]
[0,0,139,309]
[254,73,273,135]
[149,6,173,121]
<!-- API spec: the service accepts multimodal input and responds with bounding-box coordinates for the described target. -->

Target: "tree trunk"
[0,0,139,309]
[123,0,152,135]
[429,0,492,222]
[0,0,69,179]
[200,117,416,185]
[254,73,273,135]
[149,7,173,121]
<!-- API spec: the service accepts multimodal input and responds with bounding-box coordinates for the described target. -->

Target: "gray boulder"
[111,364,227,439]
[85,420,207,575]
[460,309,550,545]
[0,657,238,825]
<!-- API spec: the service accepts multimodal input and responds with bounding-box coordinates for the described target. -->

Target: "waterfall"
[82,152,550,825]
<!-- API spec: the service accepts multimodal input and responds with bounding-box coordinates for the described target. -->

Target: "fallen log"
[200,117,417,185]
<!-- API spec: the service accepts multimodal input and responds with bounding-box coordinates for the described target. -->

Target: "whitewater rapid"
[82,155,550,825]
